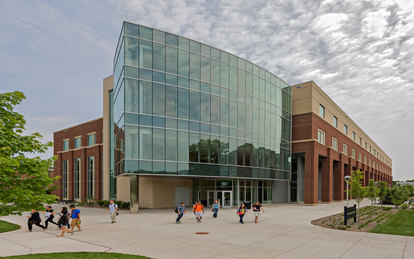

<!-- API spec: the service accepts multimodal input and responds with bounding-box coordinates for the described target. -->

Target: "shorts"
[254,211,260,217]
[195,211,203,218]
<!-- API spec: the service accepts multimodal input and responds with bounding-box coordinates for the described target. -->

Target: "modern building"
[52,22,393,209]
[290,81,392,205]
[52,118,103,202]
[102,21,292,210]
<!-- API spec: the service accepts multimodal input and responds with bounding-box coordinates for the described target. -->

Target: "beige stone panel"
[116,175,130,202]
[139,176,154,208]
[102,75,113,200]
[291,81,313,115]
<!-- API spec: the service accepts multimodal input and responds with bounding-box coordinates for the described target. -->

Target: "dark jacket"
[58,214,69,225]
[30,212,41,223]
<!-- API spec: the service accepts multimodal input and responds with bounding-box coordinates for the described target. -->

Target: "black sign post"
[344,204,357,225]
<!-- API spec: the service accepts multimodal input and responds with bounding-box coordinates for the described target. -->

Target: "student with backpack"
[175,202,186,224]
[252,201,265,223]
[193,201,204,223]
[107,200,118,223]
[27,209,46,232]
[57,207,72,237]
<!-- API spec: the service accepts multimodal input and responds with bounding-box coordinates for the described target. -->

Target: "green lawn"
[370,209,414,236]
[5,252,150,258]
[0,220,21,233]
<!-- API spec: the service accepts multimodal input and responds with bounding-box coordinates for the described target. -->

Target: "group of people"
[175,200,265,224]
[27,205,81,237]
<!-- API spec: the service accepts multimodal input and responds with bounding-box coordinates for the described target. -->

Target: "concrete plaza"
[0,199,412,259]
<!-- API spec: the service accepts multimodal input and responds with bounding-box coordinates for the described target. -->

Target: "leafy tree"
[345,170,366,221]
[377,181,388,207]
[0,91,58,216]
[366,179,379,206]
[391,186,408,208]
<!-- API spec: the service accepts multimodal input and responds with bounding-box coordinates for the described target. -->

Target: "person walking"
[69,205,82,231]
[43,205,58,229]
[237,203,247,224]
[57,207,70,230]
[211,200,220,218]
[252,201,265,223]
[107,200,118,224]
[27,209,46,232]
[57,207,72,237]
[176,202,186,224]
[193,201,204,223]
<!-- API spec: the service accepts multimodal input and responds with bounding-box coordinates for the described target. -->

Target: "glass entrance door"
[207,190,232,208]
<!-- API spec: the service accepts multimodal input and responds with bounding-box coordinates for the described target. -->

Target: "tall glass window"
[87,133,96,146]
[63,140,69,151]
[62,160,68,199]
[74,158,80,199]
[87,156,94,198]
[74,136,81,149]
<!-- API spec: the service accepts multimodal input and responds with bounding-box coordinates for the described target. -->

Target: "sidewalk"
[1,199,413,258]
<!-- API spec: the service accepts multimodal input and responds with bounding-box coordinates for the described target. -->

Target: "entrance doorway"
[207,190,232,208]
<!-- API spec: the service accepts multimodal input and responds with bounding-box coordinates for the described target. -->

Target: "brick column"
[305,151,319,205]
[334,154,344,201]
[321,150,333,203]
[343,161,352,199]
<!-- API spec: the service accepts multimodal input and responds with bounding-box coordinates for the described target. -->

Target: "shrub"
[120,202,130,209]
[382,207,392,211]
[97,200,105,207]
[400,203,408,210]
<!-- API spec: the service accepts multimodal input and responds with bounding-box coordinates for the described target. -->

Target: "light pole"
[345,175,351,207]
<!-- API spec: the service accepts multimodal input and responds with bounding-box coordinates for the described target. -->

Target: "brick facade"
[52,118,103,202]
[293,112,393,205]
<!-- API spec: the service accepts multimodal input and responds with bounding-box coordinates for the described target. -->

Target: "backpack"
[175,207,179,214]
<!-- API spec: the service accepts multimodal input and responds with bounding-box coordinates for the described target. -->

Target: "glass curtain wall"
[112,22,292,181]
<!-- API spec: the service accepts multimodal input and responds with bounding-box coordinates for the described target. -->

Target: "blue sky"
[1,0,413,180]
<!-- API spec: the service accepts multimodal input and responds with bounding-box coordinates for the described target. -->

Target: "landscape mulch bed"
[311,206,399,232]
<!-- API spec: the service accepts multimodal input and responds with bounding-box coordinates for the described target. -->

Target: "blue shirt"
[177,205,185,214]
[71,209,80,219]
[213,204,220,209]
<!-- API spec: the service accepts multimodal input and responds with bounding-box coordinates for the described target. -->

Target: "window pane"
[211,60,220,85]
[139,40,152,69]
[166,33,178,47]
[125,126,138,159]
[153,43,165,71]
[166,46,177,74]
[139,26,152,40]
[178,50,189,77]
[238,69,246,93]
[229,66,237,90]
[177,88,189,119]
[190,90,200,121]
[153,30,165,43]
[189,132,199,162]
[125,37,138,66]
[178,37,189,50]
[139,81,152,114]
[201,44,210,57]
[166,86,177,117]
[200,134,209,163]
[220,97,229,125]
[201,57,210,83]
[200,92,210,123]
[124,23,138,37]
[166,130,177,161]
[190,53,200,79]
[190,40,201,53]
[125,78,138,113]
[229,100,237,127]
[221,63,229,87]
[211,95,219,124]
[139,127,152,160]
[153,83,165,116]
[153,128,165,160]
[178,131,189,161]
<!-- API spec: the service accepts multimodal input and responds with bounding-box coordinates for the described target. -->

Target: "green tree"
[366,179,379,206]
[346,170,366,221]
[377,181,388,207]
[0,91,58,216]
[391,186,408,208]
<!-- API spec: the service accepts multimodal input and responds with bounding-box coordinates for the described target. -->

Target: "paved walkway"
[0,199,412,258]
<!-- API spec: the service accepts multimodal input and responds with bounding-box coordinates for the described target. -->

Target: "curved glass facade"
[112,22,291,180]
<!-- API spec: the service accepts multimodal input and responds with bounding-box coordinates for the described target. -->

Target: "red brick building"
[290,82,392,205]
[52,118,103,202]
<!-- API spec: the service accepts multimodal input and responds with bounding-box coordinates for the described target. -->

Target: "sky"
[0,0,413,181]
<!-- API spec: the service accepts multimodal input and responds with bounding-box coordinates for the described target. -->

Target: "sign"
[344,204,357,225]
